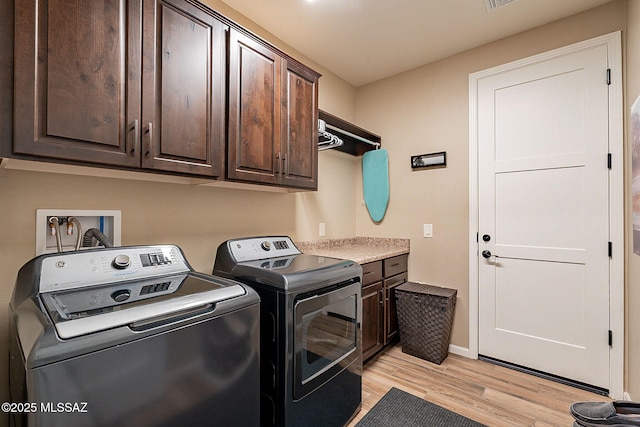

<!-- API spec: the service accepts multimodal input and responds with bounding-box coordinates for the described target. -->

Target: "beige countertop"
[295,237,409,264]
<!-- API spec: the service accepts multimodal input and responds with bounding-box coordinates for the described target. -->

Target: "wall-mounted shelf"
[319,110,381,156]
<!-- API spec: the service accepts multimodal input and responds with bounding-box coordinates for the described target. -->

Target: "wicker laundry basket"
[395,282,457,364]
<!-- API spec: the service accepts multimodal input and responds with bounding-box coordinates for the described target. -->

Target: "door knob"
[482,250,500,260]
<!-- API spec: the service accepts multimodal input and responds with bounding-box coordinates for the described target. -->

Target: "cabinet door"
[227,30,282,185]
[281,60,318,189]
[141,0,226,176]
[384,272,407,344]
[14,0,142,167]
[362,281,384,361]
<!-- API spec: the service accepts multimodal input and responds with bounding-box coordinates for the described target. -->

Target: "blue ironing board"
[362,148,389,222]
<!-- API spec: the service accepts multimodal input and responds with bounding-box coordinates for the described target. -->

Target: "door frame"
[468,32,623,399]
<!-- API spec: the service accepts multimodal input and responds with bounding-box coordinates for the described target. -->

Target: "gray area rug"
[356,387,487,427]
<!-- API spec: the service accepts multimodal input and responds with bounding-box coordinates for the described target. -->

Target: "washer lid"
[41,273,245,339]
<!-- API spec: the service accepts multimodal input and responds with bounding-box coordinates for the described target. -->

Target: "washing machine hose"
[82,228,114,248]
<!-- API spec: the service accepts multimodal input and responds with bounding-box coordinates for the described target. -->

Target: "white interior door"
[477,44,611,389]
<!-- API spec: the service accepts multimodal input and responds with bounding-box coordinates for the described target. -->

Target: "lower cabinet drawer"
[361,261,383,285]
[383,254,408,278]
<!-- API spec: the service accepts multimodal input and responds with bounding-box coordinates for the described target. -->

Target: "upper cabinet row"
[11,0,319,190]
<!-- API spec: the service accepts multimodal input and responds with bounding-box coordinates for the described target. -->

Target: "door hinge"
[607,153,612,169]
[608,241,613,258]
[608,330,613,347]
[606,68,611,85]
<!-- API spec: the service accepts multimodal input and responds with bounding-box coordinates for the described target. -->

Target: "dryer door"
[293,280,360,400]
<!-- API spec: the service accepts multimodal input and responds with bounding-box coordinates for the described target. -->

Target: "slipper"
[571,401,640,426]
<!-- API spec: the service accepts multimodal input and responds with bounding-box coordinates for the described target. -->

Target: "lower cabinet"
[362,281,383,361]
[384,271,407,344]
[361,254,408,362]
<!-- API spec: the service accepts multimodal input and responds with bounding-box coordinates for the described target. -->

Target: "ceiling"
[219,0,615,87]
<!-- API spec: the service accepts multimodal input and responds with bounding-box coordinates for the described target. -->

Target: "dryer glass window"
[301,296,357,381]
[293,280,360,399]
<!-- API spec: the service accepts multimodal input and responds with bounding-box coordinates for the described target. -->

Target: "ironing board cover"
[362,148,389,222]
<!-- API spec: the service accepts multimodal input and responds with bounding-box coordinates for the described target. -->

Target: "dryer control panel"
[226,237,301,262]
[39,245,190,293]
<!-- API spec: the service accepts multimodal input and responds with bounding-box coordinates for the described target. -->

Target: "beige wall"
[626,0,640,399]
[0,0,358,418]
[354,0,629,379]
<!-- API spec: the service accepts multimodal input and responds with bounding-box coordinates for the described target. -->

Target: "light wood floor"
[347,344,610,427]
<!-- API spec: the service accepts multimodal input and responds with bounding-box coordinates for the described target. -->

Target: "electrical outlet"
[423,224,433,238]
[36,209,122,255]
[319,223,326,237]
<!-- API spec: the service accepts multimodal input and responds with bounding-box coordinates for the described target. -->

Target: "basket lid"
[396,281,457,298]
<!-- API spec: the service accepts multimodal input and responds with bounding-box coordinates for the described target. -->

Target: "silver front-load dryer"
[9,245,260,427]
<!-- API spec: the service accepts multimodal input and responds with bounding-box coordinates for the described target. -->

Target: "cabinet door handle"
[131,119,139,156]
[282,153,288,176]
[275,152,281,174]
[145,122,153,157]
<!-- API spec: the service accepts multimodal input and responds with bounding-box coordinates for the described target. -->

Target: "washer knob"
[261,241,271,251]
[111,289,131,302]
[112,254,131,269]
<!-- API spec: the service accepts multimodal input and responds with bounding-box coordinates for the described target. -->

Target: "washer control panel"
[39,245,190,293]
[41,274,186,319]
[227,237,301,262]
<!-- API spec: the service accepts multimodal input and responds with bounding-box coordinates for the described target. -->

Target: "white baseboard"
[449,344,472,359]
[624,391,632,401]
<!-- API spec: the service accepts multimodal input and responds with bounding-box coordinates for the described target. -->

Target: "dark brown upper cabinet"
[281,60,319,189]
[13,0,142,168]
[141,0,226,176]
[227,30,281,186]
[227,30,319,190]
[13,0,226,177]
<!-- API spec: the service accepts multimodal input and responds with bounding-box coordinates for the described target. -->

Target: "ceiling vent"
[484,0,519,11]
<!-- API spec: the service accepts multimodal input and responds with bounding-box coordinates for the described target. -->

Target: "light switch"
[319,223,326,237]
[423,224,433,238]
